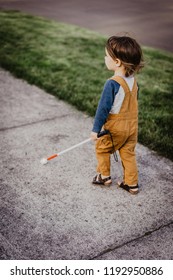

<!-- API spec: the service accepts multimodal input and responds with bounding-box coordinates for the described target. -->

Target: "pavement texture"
[0,68,173,260]
[0,0,173,260]
[0,0,173,52]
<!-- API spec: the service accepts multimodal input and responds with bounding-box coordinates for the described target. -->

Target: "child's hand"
[90,132,98,141]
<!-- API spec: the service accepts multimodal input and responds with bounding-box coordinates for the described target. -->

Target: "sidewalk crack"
[91,220,173,259]
[0,114,71,132]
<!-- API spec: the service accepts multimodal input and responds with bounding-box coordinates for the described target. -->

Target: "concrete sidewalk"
[0,68,173,260]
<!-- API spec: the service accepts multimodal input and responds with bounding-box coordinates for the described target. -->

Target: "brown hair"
[106,36,144,77]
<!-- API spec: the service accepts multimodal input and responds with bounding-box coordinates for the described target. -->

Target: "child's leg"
[95,136,113,177]
[119,133,138,186]
[96,152,111,176]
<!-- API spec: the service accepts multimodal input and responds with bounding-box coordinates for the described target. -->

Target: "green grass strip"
[0,11,173,160]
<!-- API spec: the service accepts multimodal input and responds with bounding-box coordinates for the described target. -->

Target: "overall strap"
[110,76,130,94]
[109,76,138,114]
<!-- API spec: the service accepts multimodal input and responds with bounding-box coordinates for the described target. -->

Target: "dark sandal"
[118,182,139,195]
[92,174,112,186]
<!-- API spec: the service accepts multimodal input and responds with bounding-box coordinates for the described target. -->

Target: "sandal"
[92,174,112,186]
[118,182,139,195]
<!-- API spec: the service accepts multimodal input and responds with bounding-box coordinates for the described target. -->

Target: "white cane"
[40,138,92,165]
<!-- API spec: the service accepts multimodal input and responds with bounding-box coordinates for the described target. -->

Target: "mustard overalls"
[95,76,138,186]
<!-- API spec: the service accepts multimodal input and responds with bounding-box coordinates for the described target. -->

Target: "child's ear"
[115,58,122,67]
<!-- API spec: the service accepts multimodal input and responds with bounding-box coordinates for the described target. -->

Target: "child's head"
[105,35,144,77]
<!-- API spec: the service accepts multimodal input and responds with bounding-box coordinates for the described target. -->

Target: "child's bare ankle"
[101,174,110,179]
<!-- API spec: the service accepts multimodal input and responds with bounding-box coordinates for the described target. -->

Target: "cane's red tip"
[47,154,58,161]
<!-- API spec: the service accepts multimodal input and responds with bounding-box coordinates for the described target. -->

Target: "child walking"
[90,35,144,194]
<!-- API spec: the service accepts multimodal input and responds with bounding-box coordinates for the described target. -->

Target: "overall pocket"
[105,118,128,134]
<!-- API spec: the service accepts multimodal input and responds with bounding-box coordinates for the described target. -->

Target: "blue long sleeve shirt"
[92,80,120,133]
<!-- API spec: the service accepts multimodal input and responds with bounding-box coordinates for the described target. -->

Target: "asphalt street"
[0,0,173,52]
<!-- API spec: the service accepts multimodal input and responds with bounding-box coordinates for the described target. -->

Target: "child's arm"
[92,80,120,134]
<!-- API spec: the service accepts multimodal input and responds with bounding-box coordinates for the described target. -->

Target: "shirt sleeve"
[92,79,120,133]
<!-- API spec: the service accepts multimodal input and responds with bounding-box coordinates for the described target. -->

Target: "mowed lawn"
[0,11,173,160]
